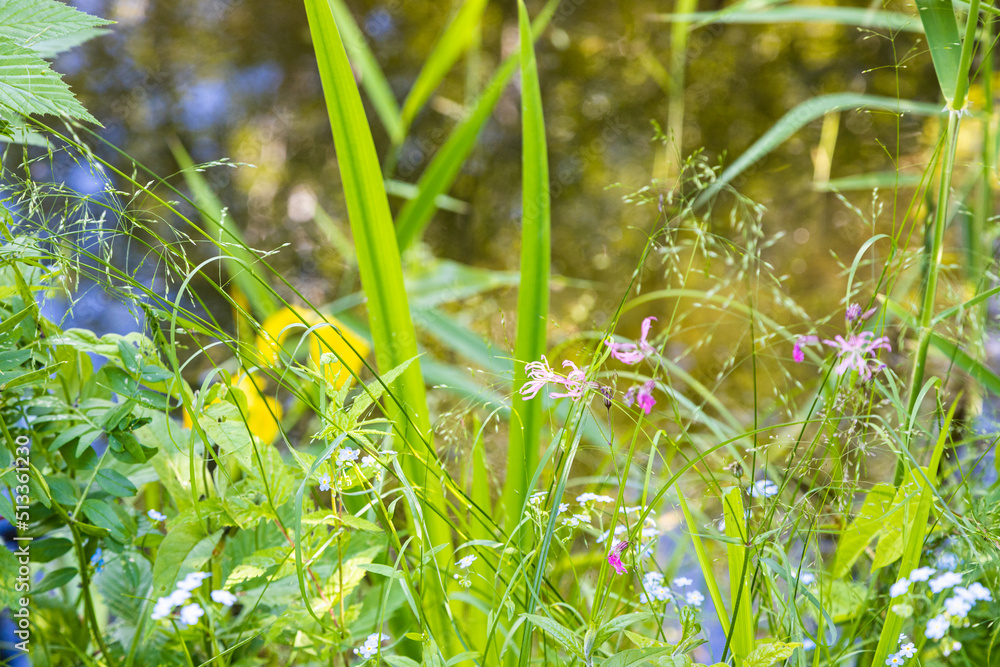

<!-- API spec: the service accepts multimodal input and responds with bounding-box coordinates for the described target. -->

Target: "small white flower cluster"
[151,571,238,627]
[353,632,390,661]
[147,509,167,522]
[576,493,615,504]
[885,634,917,665]
[887,564,993,659]
[452,554,477,588]
[639,572,703,607]
[318,448,392,491]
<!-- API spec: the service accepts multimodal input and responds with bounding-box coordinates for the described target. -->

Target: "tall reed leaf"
[399,0,488,133]
[694,93,943,207]
[501,0,550,532]
[327,0,404,144]
[915,0,962,104]
[394,0,559,252]
[301,1,455,643]
[723,486,755,664]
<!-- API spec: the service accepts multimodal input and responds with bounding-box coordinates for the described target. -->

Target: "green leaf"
[47,423,98,452]
[392,0,559,251]
[521,613,585,661]
[502,0,551,535]
[304,0,451,565]
[94,468,139,498]
[327,0,403,144]
[872,470,923,571]
[650,7,923,32]
[29,537,74,563]
[743,641,803,667]
[915,0,962,103]
[150,522,213,595]
[832,483,896,577]
[399,0,487,132]
[81,498,130,543]
[723,487,755,661]
[0,0,112,47]
[32,567,78,595]
[0,38,98,123]
[601,648,688,667]
[694,93,944,207]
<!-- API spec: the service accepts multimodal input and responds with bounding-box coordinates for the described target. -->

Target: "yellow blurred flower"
[183,372,283,444]
[256,306,369,390]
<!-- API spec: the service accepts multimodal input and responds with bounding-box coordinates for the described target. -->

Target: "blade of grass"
[394,0,559,252]
[693,93,944,208]
[915,0,963,105]
[649,7,923,32]
[302,0,455,651]
[501,0,550,536]
[722,486,755,665]
[168,139,278,320]
[399,0,488,133]
[327,0,404,145]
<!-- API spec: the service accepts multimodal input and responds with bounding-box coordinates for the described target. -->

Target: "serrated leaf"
[0,0,112,48]
[0,38,98,123]
[225,563,266,588]
[743,641,802,667]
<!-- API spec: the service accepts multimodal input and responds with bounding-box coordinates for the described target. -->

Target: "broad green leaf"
[94,468,138,498]
[743,641,802,667]
[915,0,962,103]
[872,470,923,571]
[32,567,78,595]
[0,0,111,47]
[327,0,403,144]
[150,522,212,595]
[393,0,560,251]
[694,94,944,207]
[832,483,895,577]
[0,39,98,123]
[81,498,130,543]
[872,400,955,666]
[399,0,488,132]
[502,0,550,534]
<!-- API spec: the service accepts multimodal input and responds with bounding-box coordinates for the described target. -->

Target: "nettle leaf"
[743,641,802,667]
[0,0,111,48]
[0,38,98,123]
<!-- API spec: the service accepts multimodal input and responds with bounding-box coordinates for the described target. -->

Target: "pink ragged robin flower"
[520,356,598,401]
[793,335,819,363]
[605,316,657,365]
[624,379,656,415]
[845,302,878,323]
[608,539,629,575]
[822,332,891,380]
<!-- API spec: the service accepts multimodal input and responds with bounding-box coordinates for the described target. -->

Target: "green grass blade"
[168,139,278,319]
[501,0,550,533]
[915,0,963,105]
[650,7,923,32]
[327,0,404,144]
[694,93,944,208]
[723,486,755,664]
[302,0,455,647]
[399,0,488,133]
[394,0,559,252]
